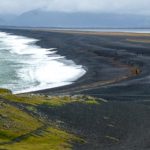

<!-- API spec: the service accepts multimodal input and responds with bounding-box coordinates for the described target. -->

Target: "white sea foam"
[0,31,86,94]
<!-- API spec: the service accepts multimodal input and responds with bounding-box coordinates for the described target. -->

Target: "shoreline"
[0,28,150,100]
[1,28,150,149]
[0,30,86,94]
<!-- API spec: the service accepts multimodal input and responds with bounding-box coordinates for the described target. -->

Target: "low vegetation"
[0,88,104,150]
[0,101,41,143]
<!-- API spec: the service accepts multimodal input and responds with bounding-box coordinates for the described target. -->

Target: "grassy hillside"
[1,88,150,149]
[0,88,104,150]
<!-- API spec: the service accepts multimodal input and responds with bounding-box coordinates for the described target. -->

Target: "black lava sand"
[1,28,146,97]
[1,28,150,149]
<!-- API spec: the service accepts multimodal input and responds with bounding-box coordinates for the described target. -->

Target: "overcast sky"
[0,0,149,15]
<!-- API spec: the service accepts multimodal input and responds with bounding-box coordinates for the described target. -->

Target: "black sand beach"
[1,28,150,149]
[1,29,149,98]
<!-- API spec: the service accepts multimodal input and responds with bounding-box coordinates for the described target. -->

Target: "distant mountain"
[0,14,17,22]
[0,14,17,26]
[5,10,150,28]
[0,18,5,25]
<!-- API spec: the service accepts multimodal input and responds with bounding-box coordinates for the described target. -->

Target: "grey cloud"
[0,0,150,15]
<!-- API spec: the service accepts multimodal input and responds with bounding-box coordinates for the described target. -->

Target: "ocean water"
[0,31,86,94]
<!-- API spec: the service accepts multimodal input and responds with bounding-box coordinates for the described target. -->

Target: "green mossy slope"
[0,88,103,150]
